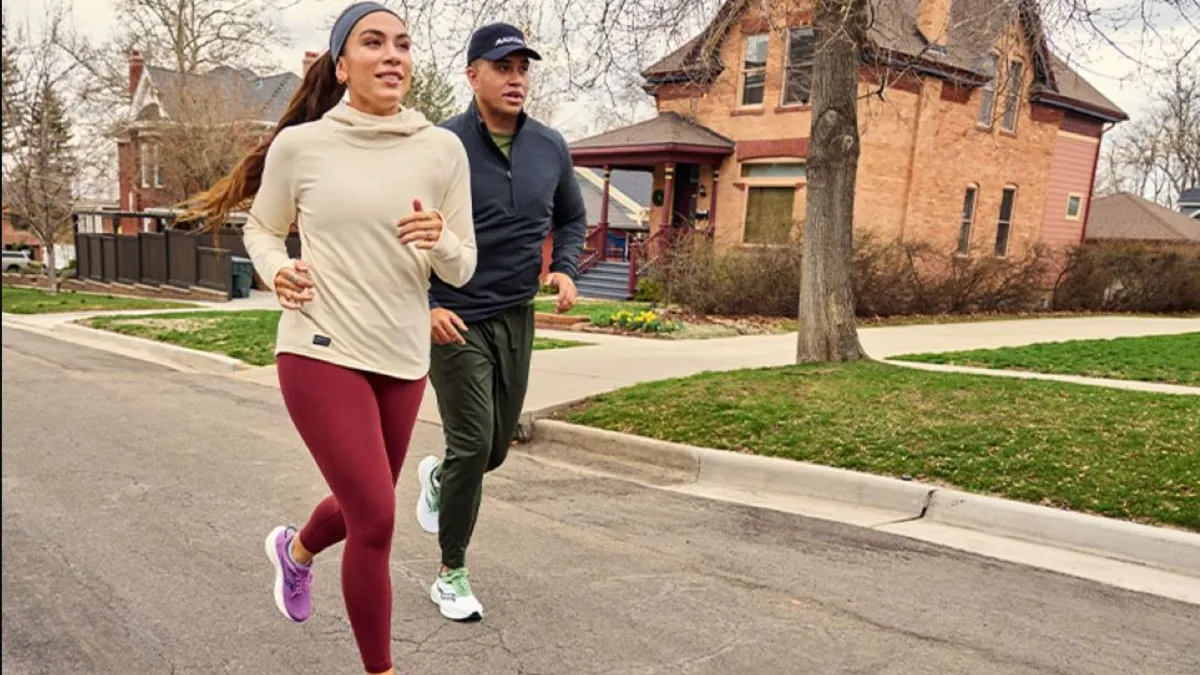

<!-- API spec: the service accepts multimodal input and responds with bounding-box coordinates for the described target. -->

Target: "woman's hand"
[397,198,444,250]
[273,260,315,310]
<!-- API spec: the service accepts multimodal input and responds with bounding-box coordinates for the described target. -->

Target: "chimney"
[917,0,951,48]
[302,51,319,75]
[129,49,145,96]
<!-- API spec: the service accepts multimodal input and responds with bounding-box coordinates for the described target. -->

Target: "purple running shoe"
[264,525,313,622]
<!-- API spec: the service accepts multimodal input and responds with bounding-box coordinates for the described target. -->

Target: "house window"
[140,143,164,189]
[782,27,814,106]
[977,54,998,127]
[957,185,978,254]
[995,186,1016,256]
[741,162,807,179]
[1002,60,1023,132]
[744,187,795,245]
[740,34,769,106]
[1066,193,1083,220]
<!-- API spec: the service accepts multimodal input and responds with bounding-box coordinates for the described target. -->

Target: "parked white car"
[3,250,33,273]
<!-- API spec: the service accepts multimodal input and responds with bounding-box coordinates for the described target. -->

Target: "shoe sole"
[429,582,483,622]
[416,457,440,535]
[264,526,304,623]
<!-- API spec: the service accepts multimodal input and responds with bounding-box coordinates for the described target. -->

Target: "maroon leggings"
[277,354,425,675]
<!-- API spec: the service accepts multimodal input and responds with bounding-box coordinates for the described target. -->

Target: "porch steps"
[576,261,633,300]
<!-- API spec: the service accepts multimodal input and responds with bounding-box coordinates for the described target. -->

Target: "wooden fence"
[72,208,301,299]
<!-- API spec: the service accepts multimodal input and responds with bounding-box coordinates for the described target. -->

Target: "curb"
[528,419,1200,577]
[3,316,247,375]
[924,490,1200,576]
[55,323,247,374]
[529,420,933,517]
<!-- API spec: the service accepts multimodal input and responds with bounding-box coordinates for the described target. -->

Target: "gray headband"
[329,2,400,63]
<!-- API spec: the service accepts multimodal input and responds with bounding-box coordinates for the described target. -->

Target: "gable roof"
[138,64,302,124]
[1086,193,1200,243]
[571,111,734,150]
[643,0,1125,122]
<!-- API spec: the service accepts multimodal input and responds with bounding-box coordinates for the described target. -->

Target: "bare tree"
[128,73,267,206]
[58,0,295,108]
[2,10,91,293]
[1097,53,1200,205]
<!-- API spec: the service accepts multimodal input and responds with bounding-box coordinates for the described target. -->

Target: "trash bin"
[231,256,254,299]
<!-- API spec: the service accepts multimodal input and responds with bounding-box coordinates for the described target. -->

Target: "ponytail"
[180,51,345,230]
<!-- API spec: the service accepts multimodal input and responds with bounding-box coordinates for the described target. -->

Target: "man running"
[415,22,587,622]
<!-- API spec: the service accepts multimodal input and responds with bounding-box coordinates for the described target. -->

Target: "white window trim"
[995,185,1017,258]
[1001,59,1024,133]
[957,184,979,255]
[140,142,164,189]
[1065,192,1084,220]
[738,33,769,109]
[780,26,814,107]
[977,53,999,129]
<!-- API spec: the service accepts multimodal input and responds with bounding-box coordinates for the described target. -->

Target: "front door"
[671,164,699,228]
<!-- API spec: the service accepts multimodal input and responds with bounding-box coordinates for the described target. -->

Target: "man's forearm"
[550,221,586,279]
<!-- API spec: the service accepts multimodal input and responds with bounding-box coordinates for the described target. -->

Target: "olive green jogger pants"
[428,303,534,569]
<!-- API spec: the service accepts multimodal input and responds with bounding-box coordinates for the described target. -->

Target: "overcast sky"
[6,0,1192,138]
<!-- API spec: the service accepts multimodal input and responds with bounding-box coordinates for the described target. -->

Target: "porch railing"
[625,225,714,297]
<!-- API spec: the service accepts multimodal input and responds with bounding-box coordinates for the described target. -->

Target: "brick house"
[566,0,1127,297]
[113,49,306,233]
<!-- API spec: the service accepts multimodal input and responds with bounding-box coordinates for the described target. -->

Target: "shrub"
[647,237,802,316]
[633,276,662,302]
[853,232,1054,317]
[647,231,1052,318]
[1052,243,1200,313]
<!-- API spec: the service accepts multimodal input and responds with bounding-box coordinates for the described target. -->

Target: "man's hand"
[273,260,315,310]
[545,272,578,313]
[431,307,468,345]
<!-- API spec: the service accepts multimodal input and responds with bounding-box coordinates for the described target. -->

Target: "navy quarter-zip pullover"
[429,102,587,323]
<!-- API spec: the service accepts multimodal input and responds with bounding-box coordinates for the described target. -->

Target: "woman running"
[183,3,476,674]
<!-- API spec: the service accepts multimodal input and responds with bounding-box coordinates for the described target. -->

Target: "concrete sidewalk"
[218,315,1200,423]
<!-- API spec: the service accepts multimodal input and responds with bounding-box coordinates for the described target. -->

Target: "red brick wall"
[645,0,1087,261]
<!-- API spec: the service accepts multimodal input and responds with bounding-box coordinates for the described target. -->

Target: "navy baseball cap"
[467,23,542,64]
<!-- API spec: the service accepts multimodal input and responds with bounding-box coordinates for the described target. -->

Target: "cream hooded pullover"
[243,101,477,380]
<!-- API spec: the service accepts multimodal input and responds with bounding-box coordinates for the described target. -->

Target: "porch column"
[661,162,676,230]
[598,165,611,261]
[709,167,720,233]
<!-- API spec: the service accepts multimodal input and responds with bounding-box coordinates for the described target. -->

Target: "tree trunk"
[797,0,868,364]
[44,239,59,295]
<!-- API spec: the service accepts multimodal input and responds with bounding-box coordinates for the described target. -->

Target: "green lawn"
[2,285,194,314]
[561,361,1200,530]
[895,332,1200,386]
[87,310,588,366]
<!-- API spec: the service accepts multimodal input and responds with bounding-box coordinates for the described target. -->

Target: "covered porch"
[558,112,734,298]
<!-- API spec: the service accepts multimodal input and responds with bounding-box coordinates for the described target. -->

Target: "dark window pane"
[784,28,814,105]
[1067,195,1082,217]
[957,187,976,254]
[742,71,766,105]
[741,162,806,178]
[994,223,1010,256]
[1002,61,1023,131]
[744,187,795,245]
[999,188,1016,220]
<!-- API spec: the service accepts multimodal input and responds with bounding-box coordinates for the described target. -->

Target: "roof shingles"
[1086,193,1200,244]
[642,0,1125,121]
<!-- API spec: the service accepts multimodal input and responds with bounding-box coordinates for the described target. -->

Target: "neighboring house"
[568,0,1126,274]
[2,203,40,257]
[1084,192,1200,247]
[1178,187,1200,219]
[113,49,306,233]
[576,167,652,232]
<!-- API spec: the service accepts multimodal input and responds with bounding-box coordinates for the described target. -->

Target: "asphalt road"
[3,327,1198,675]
